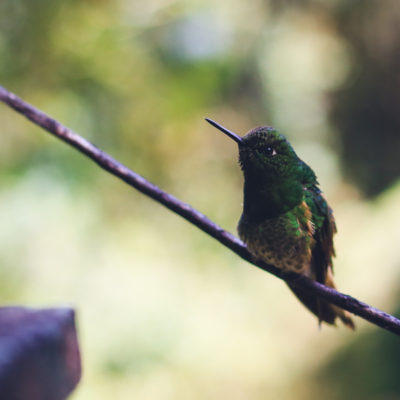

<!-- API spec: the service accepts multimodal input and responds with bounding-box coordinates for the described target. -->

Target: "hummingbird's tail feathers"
[287,283,335,325]
[334,306,356,330]
[287,283,355,329]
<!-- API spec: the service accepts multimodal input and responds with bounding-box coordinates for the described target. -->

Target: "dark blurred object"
[331,1,400,197]
[0,307,81,400]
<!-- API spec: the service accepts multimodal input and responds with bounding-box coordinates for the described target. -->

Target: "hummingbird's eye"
[264,146,277,156]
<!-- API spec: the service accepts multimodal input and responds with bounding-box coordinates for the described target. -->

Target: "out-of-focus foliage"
[1,1,400,399]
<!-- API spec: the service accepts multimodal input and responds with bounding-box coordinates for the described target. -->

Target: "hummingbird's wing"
[308,185,337,284]
[287,185,337,324]
[291,185,354,328]
[298,161,336,280]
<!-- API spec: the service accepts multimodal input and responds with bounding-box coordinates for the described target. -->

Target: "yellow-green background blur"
[1,1,400,399]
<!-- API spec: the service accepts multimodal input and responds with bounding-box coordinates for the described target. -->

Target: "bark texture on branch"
[1,85,399,336]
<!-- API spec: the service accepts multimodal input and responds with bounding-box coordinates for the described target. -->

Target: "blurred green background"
[1,1,400,399]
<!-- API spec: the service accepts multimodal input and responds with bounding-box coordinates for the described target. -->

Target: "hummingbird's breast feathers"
[238,200,316,275]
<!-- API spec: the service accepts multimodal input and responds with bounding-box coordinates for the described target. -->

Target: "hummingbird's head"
[205,119,302,181]
[238,126,300,179]
[205,118,317,216]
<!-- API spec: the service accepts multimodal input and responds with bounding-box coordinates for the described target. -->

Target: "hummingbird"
[206,118,354,329]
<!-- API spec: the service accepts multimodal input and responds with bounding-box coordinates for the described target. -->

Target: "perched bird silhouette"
[206,118,354,329]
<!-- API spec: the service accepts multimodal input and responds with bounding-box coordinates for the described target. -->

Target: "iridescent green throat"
[241,169,304,222]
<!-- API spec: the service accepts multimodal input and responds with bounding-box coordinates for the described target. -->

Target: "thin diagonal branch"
[1,85,399,336]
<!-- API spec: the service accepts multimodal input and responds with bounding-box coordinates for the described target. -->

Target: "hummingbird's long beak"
[205,118,245,146]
